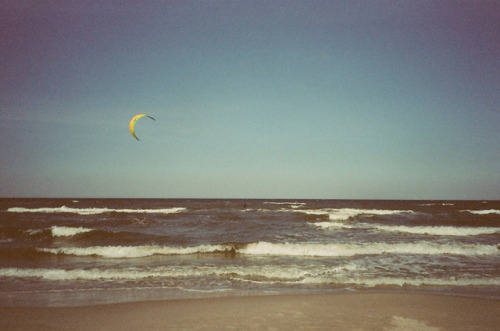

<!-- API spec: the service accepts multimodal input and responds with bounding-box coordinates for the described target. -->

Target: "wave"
[462,209,500,215]
[6,226,166,247]
[7,206,186,215]
[38,244,236,258]
[370,224,499,236]
[1,267,497,289]
[0,264,319,282]
[313,222,500,236]
[297,208,414,221]
[51,226,93,237]
[301,276,500,287]
[36,241,499,259]
[0,267,181,281]
[0,263,359,283]
[313,222,357,230]
[240,242,498,257]
[264,202,306,209]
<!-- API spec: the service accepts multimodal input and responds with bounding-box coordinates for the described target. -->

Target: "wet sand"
[1,292,499,330]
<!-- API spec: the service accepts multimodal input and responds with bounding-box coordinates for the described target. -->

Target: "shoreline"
[2,292,499,330]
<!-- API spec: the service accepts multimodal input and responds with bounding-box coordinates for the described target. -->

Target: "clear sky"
[1,1,499,199]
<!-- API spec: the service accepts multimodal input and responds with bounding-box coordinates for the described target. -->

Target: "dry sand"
[1,292,499,330]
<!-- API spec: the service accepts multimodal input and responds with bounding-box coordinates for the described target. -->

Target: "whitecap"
[51,226,93,237]
[461,209,500,215]
[38,244,234,258]
[297,208,414,221]
[301,275,500,287]
[312,222,499,236]
[7,206,186,215]
[239,241,498,257]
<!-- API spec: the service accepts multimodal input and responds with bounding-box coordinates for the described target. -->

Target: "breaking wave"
[313,222,499,236]
[7,206,186,215]
[462,209,500,215]
[51,226,93,237]
[297,208,414,221]
[240,242,498,257]
[1,267,497,288]
[0,264,321,282]
[264,202,306,209]
[38,244,236,258]
[37,241,498,259]
[301,276,500,287]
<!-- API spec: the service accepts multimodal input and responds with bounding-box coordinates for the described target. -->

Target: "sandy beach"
[1,292,499,331]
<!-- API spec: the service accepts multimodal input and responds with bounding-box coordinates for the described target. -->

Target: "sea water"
[0,199,498,306]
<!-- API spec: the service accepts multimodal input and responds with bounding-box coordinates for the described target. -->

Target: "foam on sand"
[388,316,442,331]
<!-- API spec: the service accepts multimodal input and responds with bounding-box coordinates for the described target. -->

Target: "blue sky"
[1,1,499,199]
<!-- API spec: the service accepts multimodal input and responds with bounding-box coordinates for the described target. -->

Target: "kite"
[129,114,155,140]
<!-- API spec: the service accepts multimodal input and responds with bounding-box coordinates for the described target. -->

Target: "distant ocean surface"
[1,199,499,307]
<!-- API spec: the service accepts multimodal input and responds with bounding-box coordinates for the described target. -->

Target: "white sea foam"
[462,209,500,215]
[298,208,414,221]
[240,242,498,257]
[0,267,202,281]
[51,226,93,237]
[1,267,498,289]
[38,244,234,258]
[264,202,306,205]
[313,222,356,229]
[313,222,499,236]
[26,229,43,235]
[0,262,366,286]
[0,264,322,282]
[373,224,499,236]
[37,241,499,259]
[301,276,500,287]
[264,202,306,209]
[7,206,186,215]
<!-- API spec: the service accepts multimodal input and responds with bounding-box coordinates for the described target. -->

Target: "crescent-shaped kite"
[129,114,155,140]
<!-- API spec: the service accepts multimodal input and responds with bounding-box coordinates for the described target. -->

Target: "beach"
[1,292,499,331]
[1,199,498,329]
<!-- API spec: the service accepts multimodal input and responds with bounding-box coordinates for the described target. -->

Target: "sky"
[1,0,499,199]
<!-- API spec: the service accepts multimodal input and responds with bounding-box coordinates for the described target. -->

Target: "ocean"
[0,198,499,307]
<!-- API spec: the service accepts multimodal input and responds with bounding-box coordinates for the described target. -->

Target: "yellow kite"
[129,114,155,140]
